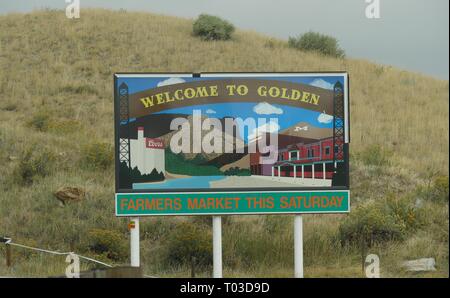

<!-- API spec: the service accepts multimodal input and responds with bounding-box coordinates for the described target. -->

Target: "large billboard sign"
[114,73,350,216]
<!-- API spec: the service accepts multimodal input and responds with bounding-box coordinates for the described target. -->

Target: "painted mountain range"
[120,113,332,171]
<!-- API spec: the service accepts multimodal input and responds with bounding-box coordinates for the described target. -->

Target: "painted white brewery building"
[126,127,165,175]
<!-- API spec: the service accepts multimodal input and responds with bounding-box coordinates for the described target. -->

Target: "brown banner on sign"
[128,79,334,119]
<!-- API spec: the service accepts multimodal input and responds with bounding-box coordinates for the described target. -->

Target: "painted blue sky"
[154,103,331,143]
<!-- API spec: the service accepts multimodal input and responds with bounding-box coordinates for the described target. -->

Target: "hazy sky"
[1,0,448,79]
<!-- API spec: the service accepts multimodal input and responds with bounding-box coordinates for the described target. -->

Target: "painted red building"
[250,135,342,180]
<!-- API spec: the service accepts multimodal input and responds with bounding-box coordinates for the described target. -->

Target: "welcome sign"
[114,73,350,216]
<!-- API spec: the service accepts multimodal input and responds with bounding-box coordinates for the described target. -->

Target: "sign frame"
[114,72,350,216]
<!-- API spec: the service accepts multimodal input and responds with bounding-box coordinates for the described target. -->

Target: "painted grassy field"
[0,9,448,278]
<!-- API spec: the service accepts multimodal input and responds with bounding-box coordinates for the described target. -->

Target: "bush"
[193,14,234,41]
[87,229,127,261]
[339,194,423,247]
[384,194,424,231]
[164,221,212,268]
[27,111,51,132]
[14,146,55,184]
[415,175,449,203]
[288,31,345,58]
[339,203,402,247]
[82,141,113,170]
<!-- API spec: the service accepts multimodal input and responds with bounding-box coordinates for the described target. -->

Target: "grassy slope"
[0,9,448,277]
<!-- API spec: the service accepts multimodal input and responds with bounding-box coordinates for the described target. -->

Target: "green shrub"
[14,146,55,184]
[339,203,402,247]
[82,141,113,170]
[27,111,51,132]
[383,194,424,231]
[193,14,234,41]
[87,229,127,261]
[288,31,345,58]
[357,144,391,167]
[164,221,212,268]
[415,175,449,202]
[339,194,423,247]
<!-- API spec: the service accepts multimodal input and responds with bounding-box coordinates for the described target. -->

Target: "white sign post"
[212,216,223,278]
[130,217,140,267]
[294,215,304,278]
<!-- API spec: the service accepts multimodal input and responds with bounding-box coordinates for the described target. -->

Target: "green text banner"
[116,190,350,216]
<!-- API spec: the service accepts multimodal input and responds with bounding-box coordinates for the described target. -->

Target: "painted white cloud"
[253,102,283,115]
[205,109,216,114]
[157,77,186,87]
[317,112,334,124]
[310,78,334,90]
[248,120,280,141]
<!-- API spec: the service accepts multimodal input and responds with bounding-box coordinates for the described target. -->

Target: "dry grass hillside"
[0,9,448,277]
